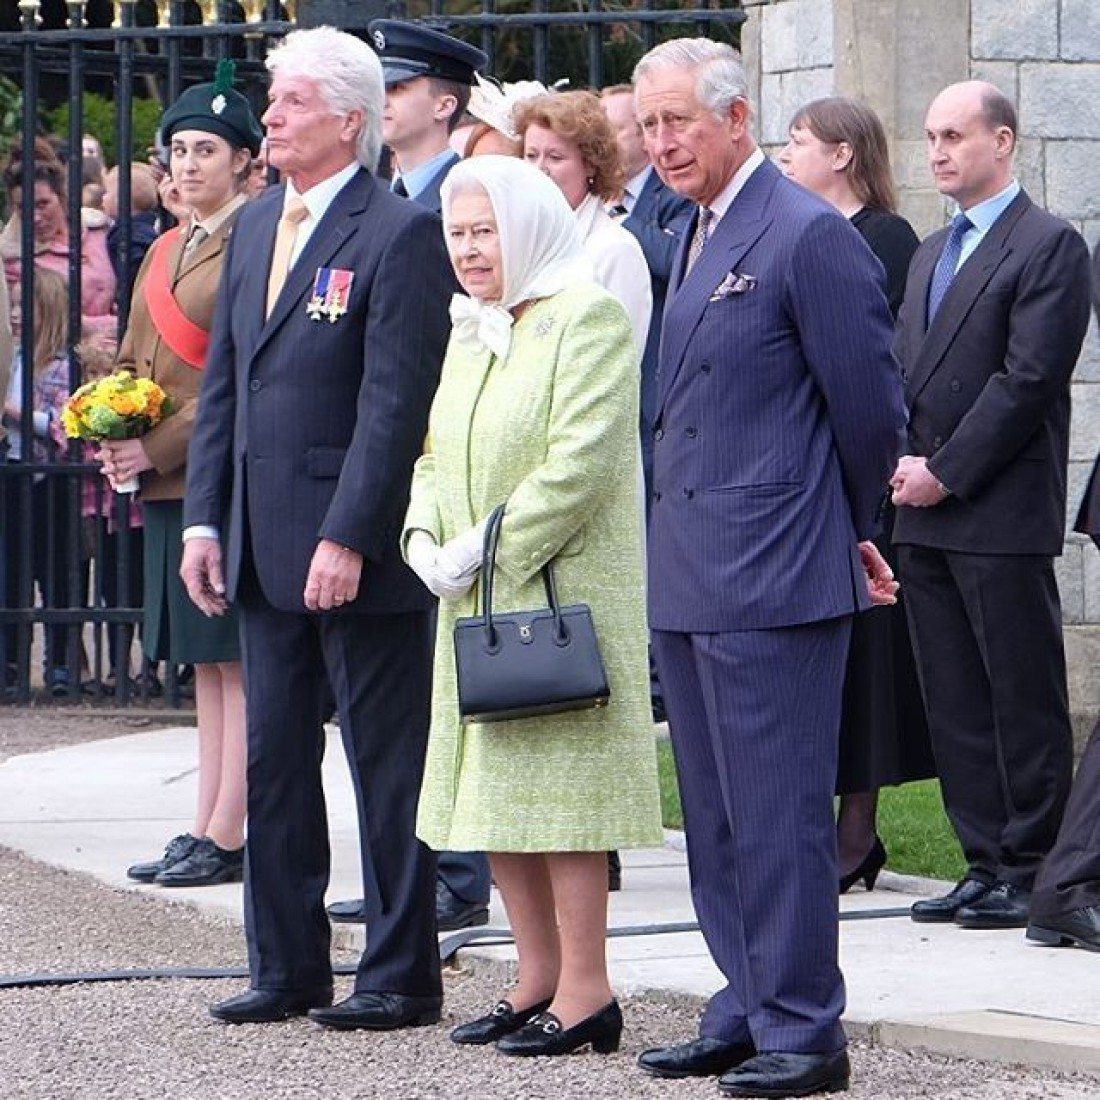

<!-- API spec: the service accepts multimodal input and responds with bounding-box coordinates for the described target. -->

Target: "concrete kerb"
[1,725,1099,1078]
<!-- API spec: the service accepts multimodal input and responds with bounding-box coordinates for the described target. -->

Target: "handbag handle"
[478,504,565,647]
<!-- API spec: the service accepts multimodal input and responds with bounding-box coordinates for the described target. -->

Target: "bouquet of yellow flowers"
[62,370,172,443]
[62,370,173,493]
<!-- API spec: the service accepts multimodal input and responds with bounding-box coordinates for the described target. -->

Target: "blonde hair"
[31,266,69,376]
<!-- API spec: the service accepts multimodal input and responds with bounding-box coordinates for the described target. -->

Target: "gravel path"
[1,708,1098,1099]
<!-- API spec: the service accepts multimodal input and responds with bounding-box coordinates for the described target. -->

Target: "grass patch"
[657,738,966,882]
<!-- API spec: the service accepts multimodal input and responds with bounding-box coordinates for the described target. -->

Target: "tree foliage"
[46,92,163,167]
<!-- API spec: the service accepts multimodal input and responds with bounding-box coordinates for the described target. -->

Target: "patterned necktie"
[685,206,713,274]
[927,212,973,322]
[392,177,409,199]
[265,197,309,319]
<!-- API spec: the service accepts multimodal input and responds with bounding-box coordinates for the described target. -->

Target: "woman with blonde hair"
[405,155,661,1056]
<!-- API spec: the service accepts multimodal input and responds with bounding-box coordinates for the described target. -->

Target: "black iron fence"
[0,0,745,705]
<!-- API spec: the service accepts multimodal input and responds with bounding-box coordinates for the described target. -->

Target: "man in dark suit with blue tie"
[632,38,905,1099]
[181,27,453,1029]
[892,82,1091,933]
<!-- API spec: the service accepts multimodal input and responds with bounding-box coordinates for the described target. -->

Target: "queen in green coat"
[403,156,661,1056]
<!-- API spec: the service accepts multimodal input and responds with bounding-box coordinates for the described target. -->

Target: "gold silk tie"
[265,197,309,318]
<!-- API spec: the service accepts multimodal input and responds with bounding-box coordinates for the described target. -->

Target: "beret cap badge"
[372,28,386,51]
[211,94,227,115]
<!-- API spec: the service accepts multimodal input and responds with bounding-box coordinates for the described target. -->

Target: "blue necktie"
[927,212,973,322]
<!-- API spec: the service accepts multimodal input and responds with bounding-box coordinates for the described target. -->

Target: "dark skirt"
[143,500,240,665]
[836,510,936,794]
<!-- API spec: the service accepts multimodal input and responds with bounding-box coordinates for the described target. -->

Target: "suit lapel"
[254,170,372,355]
[657,162,777,413]
[627,168,660,224]
[906,191,1031,399]
[174,215,234,288]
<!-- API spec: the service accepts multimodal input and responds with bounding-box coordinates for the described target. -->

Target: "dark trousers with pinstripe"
[653,617,851,1054]
[238,565,441,1000]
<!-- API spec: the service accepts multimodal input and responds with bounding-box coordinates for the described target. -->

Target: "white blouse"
[573,193,652,359]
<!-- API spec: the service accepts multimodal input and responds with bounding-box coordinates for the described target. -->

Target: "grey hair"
[266,26,385,172]
[633,38,750,121]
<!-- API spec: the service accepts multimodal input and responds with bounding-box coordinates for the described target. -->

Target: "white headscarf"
[442,156,592,359]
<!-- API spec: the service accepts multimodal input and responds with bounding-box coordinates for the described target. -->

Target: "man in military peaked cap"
[367,19,487,212]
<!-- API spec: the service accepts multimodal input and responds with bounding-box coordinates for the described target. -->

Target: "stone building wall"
[740,0,1099,736]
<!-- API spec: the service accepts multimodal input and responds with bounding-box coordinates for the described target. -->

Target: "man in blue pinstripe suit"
[633,39,906,1099]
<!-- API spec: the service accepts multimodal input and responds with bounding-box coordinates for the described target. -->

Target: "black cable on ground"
[0,907,914,990]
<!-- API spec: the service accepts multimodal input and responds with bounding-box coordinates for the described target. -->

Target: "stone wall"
[741,0,1100,736]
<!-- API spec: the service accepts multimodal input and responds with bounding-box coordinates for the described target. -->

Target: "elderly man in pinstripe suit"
[633,40,905,1099]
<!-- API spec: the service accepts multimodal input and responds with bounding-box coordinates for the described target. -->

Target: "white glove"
[407,529,478,602]
[438,520,487,581]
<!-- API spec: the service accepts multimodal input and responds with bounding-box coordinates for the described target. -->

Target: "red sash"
[143,227,210,370]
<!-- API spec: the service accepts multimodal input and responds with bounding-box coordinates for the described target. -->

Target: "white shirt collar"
[623,165,652,211]
[284,160,361,224]
[192,193,247,238]
[707,147,766,228]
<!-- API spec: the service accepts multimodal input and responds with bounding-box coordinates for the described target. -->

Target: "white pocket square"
[710,271,757,301]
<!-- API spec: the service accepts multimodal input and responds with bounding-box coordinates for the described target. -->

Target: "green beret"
[159,59,263,156]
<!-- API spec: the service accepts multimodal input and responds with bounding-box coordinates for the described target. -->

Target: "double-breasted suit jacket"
[650,159,905,634]
[117,215,239,502]
[184,166,454,999]
[648,156,905,1054]
[892,188,1091,891]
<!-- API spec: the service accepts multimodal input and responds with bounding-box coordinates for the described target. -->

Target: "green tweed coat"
[404,284,663,853]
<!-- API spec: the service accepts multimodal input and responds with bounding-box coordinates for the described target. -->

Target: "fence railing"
[0,0,744,705]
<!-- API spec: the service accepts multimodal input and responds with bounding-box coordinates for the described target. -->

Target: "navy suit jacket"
[648,158,906,633]
[184,168,454,614]
[892,190,1091,556]
[622,166,694,470]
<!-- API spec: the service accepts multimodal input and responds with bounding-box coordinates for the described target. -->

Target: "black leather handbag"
[453,505,611,725]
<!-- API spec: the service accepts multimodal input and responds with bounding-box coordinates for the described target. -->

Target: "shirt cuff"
[182,524,219,542]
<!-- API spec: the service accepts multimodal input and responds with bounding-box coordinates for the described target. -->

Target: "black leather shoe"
[639,1036,756,1079]
[451,997,553,1045]
[437,883,490,932]
[718,1050,850,1098]
[155,838,244,887]
[955,882,1030,929]
[910,877,991,923]
[326,897,366,923]
[496,1000,622,1056]
[1027,905,1100,952]
[209,987,333,1024]
[308,991,442,1031]
[126,833,198,883]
